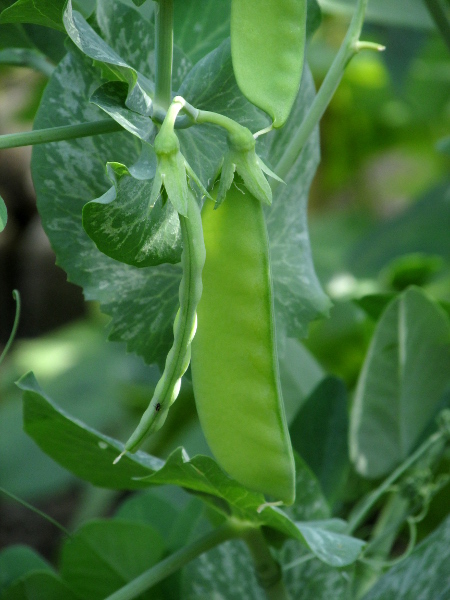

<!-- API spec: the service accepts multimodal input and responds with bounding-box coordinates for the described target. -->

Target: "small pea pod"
[116,191,205,459]
[231,0,307,128]
[191,185,296,505]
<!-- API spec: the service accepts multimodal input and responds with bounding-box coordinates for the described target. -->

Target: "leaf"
[261,65,332,339]
[279,338,325,424]
[0,47,54,74]
[19,376,366,566]
[2,572,80,600]
[18,372,165,490]
[173,0,231,64]
[63,0,153,116]
[0,0,65,31]
[30,28,268,366]
[296,520,364,567]
[290,377,349,503]
[362,516,450,599]
[90,82,155,141]
[82,148,184,267]
[350,287,450,478]
[318,0,435,29]
[0,546,52,592]
[0,195,7,231]
[60,520,165,600]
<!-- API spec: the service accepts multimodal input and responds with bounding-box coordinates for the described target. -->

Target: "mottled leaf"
[82,146,184,267]
[261,66,332,339]
[90,82,155,141]
[350,287,450,478]
[362,516,450,599]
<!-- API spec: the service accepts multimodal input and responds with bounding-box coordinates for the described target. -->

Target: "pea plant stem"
[0,119,122,150]
[345,430,446,535]
[154,0,174,112]
[242,528,292,600]
[103,522,239,600]
[422,0,450,52]
[273,0,373,181]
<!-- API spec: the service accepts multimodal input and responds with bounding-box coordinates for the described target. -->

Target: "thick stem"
[346,430,445,535]
[154,0,174,111]
[242,527,292,600]
[422,0,450,52]
[273,0,371,181]
[0,120,122,150]
[103,522,238,600]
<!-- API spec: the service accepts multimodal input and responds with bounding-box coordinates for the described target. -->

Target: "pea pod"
[116,191,205,459]
[231,0,307,128]
[191,185,296,505]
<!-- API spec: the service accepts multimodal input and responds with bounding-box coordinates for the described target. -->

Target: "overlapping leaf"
[20,373,365,567]
[350,287,450,478]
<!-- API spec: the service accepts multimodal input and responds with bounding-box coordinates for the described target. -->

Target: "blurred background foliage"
[0,0,449,561]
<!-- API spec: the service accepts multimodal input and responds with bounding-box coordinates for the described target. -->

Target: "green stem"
[103,522,238,600]
[0,120,122,150]
[154,0,174,112]
[0,290,20,366]
[422,0,450,52]
[274,0,372,180]
[346,430,445,535]
[242,528,292,600]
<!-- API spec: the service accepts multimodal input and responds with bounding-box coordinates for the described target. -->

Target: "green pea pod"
[231,0,307,128]
[191,185,296,505]
[117,191,205,458]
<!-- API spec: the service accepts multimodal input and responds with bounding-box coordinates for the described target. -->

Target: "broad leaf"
[90,82,155,142]
[362,516,450,599]
[63,0,153,116]
[82,148,184,267]
[290,377,349,502]
[0,0,93,31]
[173,0,231,64]
[261,66,332,338]
[2,572,79,600]
[20,376,364,565]
[318,0,434,29]
[0,546,52,592]
[60,520,165,600]
[350,287,450,478]
[0,47,54,74]
[0,196,6,231]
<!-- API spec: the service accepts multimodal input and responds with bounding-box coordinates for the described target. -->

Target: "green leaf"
[2,572,79,600]
[0,47,54,74]
[290,377,349,503]
[279,338,325,424]
[30,30,268,366]
[318,0,435,29]
[0,0,65,31]
[350,287,450,478]
[173,0,231,64]
[0,196,7,231]
[0,546,52,593]
[63,0,153,116]
[362,516,450,599]
[18,372,165,490]
[261,66,332,339]
[20,377,365,565]
[90,82,155,141]
[296,520,364,567]
[82,148,184,267]
[60,520,165,600]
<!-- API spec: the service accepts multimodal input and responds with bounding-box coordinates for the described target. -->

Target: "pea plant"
[1,0,450,598]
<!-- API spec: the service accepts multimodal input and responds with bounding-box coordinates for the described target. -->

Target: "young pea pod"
[117,191,205,457]
[231,0,307,128]
[191,185,296,505]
